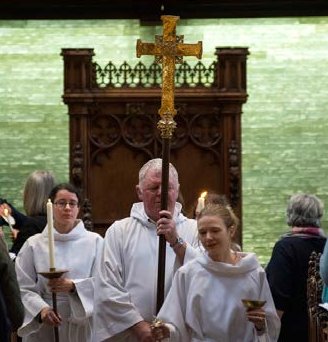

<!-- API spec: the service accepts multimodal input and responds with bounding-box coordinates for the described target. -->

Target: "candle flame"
[200,191,207,199]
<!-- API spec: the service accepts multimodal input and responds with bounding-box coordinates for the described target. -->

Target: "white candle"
[196,191,207,214]
[46,199,56,270]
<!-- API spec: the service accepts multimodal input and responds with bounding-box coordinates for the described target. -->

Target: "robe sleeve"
[68,235,103,324]
[184,242,202,263]
[157,269,190,341]
[15,240,50,336]
[174,219,202,270]
[258,269,281,342]
[94,223,144,341]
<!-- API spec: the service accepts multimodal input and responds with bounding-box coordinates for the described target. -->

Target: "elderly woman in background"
[152,203,280,341]
[10,170,56,256]
[266,193,326,342]
[15,183,103,342]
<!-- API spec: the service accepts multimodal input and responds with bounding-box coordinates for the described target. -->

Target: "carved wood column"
[215,47,249,246]
[61,49,95,230]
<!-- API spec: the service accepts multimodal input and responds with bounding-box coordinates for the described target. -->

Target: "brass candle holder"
[241,299,266,310]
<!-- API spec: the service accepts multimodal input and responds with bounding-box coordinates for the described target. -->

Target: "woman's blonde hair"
[23,170,56,216]
[197,203,240,231]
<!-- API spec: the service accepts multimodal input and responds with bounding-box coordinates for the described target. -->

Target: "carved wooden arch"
[61,47,249,246]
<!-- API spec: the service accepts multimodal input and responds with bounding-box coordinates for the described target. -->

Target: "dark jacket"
[10,215,47,255]
[0,237,24,338]
[266,234,326,342]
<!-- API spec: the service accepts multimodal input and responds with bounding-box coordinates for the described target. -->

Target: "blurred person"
[10,170,56,256]
[266,193,326,342]
[0,198,27,232]
[0,235,24,341]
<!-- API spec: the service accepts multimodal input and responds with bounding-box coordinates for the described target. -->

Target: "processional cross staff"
[136,15,202,313]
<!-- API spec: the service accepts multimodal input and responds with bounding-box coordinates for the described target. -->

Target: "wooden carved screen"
[61,47,249,245]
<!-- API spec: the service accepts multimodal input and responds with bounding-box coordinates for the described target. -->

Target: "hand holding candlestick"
[39,270,68,342]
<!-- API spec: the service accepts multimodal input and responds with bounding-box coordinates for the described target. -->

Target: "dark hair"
[49,183,81,205]
[205,192,230,207]
[286,193,324,228]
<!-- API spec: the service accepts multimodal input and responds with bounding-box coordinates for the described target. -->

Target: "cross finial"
[136,15,202,138]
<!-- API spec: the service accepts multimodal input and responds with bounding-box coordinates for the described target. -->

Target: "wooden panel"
[62,47,248,246]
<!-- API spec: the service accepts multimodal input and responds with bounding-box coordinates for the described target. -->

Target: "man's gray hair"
[286,193,324,228]
[138,158,179,188]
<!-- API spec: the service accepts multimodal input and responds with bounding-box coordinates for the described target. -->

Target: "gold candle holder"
[241,299,266,310]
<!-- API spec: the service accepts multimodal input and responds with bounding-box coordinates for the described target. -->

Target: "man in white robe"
[15,219,103,342]
[94,158,199,342]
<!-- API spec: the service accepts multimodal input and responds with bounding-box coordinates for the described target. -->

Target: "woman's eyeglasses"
[54,200,79,209]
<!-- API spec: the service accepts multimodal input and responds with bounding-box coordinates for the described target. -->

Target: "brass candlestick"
[39,269,68,342]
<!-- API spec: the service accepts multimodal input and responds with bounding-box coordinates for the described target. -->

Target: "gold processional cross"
[136,15,202,313]
[136,15,202,139]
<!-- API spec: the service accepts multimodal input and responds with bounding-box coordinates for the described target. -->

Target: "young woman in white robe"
[15,183,103,342]
[152,203,281,342]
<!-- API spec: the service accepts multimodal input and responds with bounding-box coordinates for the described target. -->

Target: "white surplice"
[94,202,199,342]
[157,253,281,342]
[15,219,103,342]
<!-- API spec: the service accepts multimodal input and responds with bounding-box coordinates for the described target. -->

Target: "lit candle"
[46,199,56,270]
[196,191,207,215]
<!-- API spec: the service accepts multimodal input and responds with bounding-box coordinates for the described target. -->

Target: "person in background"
[15,183,103,342]
[151,203,280,341]
[0,198,27,231]
[94,158,199,342]
[205,192,230,207]
[266,193,326,342]
[0,235,24,341]
[10,170,56,256]
[320,241,328,302]
[319,221,328,302]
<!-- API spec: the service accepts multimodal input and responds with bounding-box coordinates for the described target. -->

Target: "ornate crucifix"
[136,15,202,313]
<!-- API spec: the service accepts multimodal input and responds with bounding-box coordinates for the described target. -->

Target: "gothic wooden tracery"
[62,46,249,245]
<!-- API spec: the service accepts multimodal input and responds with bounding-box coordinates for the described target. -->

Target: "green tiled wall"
[1,18,327,264]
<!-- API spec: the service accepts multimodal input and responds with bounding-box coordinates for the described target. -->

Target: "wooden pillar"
[215,47,249,92]
[61,49,95,230]
[215,47,249,247]
[61,48,95,92]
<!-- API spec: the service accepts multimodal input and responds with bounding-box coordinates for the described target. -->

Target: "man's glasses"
[54,200,79,209]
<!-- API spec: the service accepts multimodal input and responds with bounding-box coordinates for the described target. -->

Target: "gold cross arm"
[136,41,202,59]
[136,15,203,138]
